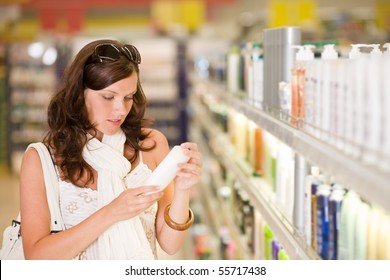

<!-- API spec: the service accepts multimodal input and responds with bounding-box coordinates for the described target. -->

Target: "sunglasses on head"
[90,43,141,65]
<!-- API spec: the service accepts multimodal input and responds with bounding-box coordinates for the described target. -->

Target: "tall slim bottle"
[348,44,368,158]
[304,166,320,247]
[354,202,370,259]
[367,207,383,259]
[328,185,345,260]
[338,190,361,259]
[363,44,382,164]
[319,44,338,142]
[381,43,390,170]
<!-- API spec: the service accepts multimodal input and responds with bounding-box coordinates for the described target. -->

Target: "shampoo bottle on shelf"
[303,45,318,135]
[264,132,279,191]
[293,154,308,235]
[278,249,290,260]
[310,173,326,251]
[367,206,383,259]
[241,42,253,95]
[290,46,304,127]
[354,202,370,259]
[253,208,265,259]
[278,81,292,122]
[290,45,314,128]
[252,43,264,109]
[300,45,315,128]
[348,44,368,158]
[275,143,295,221]
[316,183,332,259]
[319,44,338,142]
[331,53,349,151]
[248,121,265,176]
[378,213,390,260]
[233,112,248,160]
[264,223,274,260]
[328,185,345,260]
[381,43,390,170]
[338,190,361,259]
[248,120,257,170]
[227,45,242,94]
[363,44,382,165]
[304,166,321,247]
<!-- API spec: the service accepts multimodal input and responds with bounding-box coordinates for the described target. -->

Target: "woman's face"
[84,72,138,140]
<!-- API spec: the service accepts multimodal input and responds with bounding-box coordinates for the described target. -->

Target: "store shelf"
[190,93,319,260]
[7,42,60,173]
[199,80,390,213]
[191,128,253,260]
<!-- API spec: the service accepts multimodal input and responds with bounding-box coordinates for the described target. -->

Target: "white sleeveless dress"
[58,152,158,260]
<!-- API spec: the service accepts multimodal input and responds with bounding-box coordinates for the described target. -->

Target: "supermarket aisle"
[0,171,20,245]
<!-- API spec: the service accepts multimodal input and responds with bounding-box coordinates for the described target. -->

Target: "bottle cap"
[370,44,382,57]
[304,44,315,60]
[293,45,306,60]
[349,44,368,59]
[383,43,390,54]
[321,44,338,60]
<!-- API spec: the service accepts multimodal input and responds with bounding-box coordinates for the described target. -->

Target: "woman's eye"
[103,96,114,100]
[125,96,134,101]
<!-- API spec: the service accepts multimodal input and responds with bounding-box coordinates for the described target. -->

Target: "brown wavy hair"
[44,39,154,186]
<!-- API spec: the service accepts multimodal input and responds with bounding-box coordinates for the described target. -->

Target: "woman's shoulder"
[140,128,170,167]
[22,145,41,165]
[20,145,45,183]
[142,128,169,147]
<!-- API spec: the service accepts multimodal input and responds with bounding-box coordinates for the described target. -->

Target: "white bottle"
[331,53,349,151]
[381,43,390,170]
[227,46,242,94]
[143,145,190,192]
[252,43,264,109]
[363,44,382,165]
[302,45,316,134]
[348,44,369,158]
[319,44,338,142]
[279,81,292,122]
[275,142,295,221]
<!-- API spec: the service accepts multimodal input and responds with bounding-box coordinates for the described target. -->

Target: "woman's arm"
[20,147,162,259]
[145,130,202,255]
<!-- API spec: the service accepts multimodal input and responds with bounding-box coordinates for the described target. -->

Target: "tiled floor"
[0,170,189,259]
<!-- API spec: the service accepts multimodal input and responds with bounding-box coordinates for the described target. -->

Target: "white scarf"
[82,130,154,259]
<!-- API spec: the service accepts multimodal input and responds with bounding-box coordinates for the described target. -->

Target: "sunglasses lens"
[90,43,141,65]
[95,44,120,61]
[124,45,141,64]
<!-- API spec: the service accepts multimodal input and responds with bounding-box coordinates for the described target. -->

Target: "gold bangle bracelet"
[164,204,194,231]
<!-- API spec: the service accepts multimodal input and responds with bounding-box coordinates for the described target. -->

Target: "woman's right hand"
[105,186,163,222]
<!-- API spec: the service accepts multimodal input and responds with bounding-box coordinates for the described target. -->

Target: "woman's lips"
[108,119,121,126]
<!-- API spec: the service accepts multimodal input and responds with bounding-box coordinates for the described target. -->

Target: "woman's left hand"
[174,142,202,191]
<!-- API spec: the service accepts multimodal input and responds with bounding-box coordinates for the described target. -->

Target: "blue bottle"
[327,185,345,259]
[316,184,331,259]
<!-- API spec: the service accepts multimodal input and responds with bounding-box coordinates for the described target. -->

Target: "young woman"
[19,39,202,259]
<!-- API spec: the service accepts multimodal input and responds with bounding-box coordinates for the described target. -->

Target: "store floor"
[0,171,187,260]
